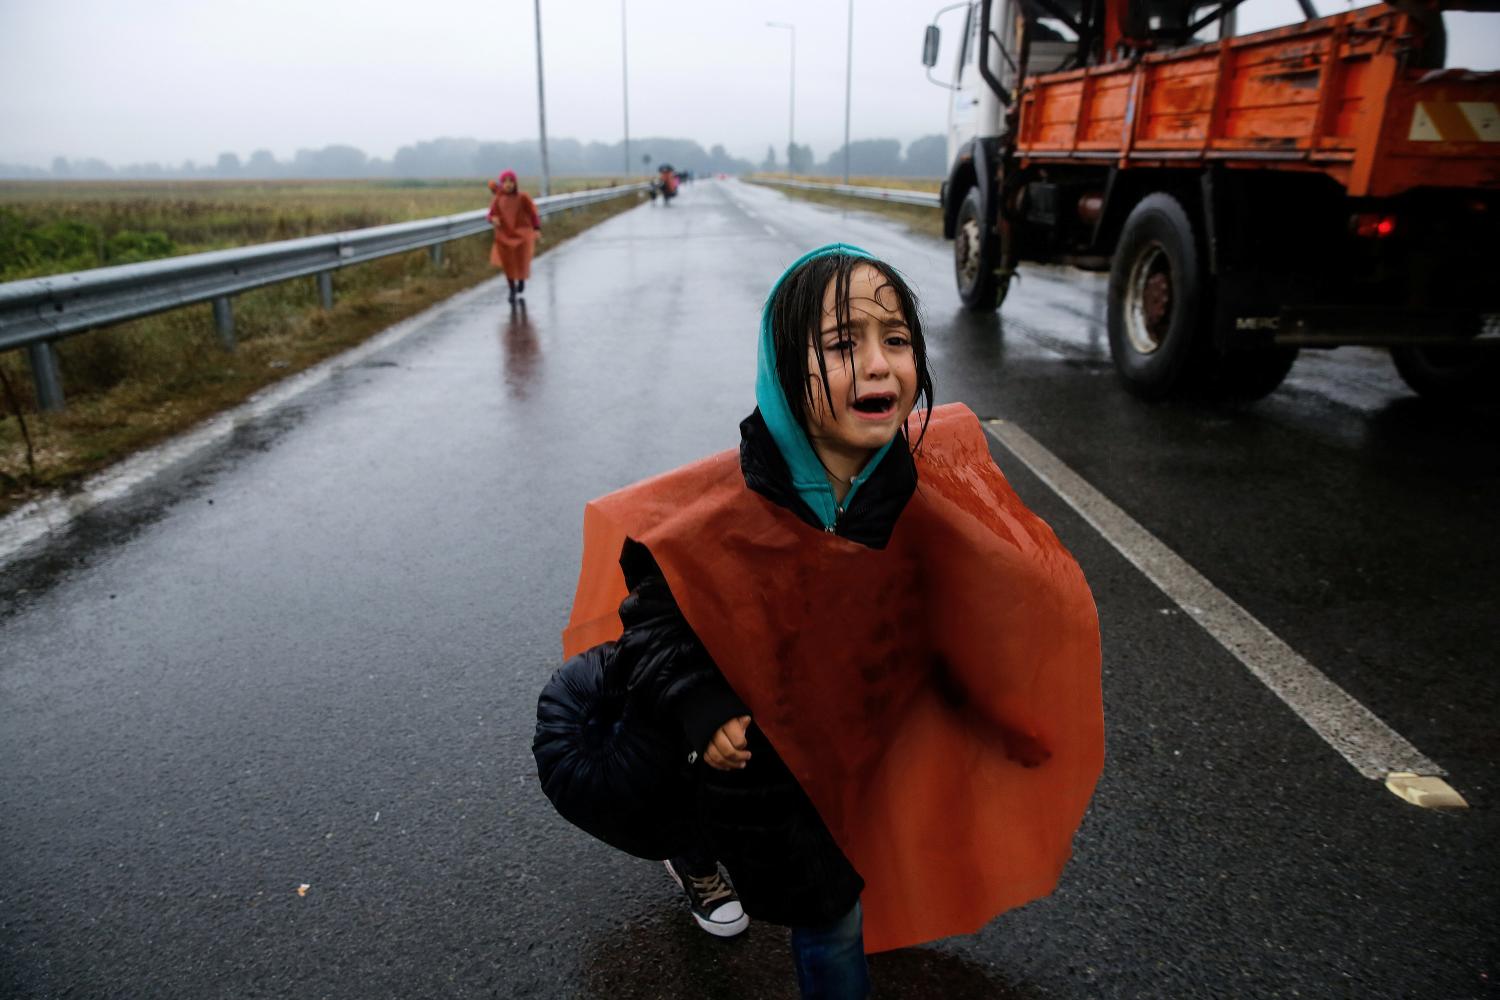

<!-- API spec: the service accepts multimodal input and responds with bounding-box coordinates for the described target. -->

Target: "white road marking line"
[763,224,777,237]
[984,418,1456,792]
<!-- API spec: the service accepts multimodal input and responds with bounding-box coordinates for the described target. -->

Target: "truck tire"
[1390,344,1499,401]
[1107,193,1209,399]
[955,187,1007,311]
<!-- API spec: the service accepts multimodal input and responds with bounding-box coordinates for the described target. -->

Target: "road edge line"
[0,274,509,570]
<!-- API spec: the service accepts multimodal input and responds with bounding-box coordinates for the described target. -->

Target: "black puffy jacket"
[622,408,918,928]
[532,637,695,861]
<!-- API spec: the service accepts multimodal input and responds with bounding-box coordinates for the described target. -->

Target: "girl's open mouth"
[851,393,897,419]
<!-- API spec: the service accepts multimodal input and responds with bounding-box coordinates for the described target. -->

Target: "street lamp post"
[533,0,552,196]
[621,0,631,176]
[843,0,855,184]
[766,21,796,176]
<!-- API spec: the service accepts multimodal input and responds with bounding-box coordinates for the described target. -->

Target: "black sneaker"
[664,859,748,937]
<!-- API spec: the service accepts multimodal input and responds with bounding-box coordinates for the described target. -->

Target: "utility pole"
[533,0,552,196]
[621,0,631,175]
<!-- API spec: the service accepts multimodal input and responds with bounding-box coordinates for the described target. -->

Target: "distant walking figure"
[487,170,540,303]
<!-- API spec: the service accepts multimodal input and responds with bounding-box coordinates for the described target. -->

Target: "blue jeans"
[790,902,870,1000]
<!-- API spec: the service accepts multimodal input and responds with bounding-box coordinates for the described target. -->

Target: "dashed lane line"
[984,418,1466,808]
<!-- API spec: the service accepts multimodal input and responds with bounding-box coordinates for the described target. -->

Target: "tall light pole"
[766,21,796,176]
[843,0,854,184]
[621,0,631,176]
[533,0,552,196]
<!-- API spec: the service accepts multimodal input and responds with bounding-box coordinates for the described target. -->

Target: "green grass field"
[0,177,642,513]
[749,173,940,194]
[0,177,619,280]
[747,174,944,240]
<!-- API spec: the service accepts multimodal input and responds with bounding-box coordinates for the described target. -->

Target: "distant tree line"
[760,136,946,177]
[1,135,949,181]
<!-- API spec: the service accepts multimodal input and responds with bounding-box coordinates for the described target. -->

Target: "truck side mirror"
[922,25,941,67]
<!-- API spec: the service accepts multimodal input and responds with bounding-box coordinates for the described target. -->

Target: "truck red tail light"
[1351,213,1398,238]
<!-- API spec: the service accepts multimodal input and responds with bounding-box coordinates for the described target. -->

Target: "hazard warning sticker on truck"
[1408,102,1500,142]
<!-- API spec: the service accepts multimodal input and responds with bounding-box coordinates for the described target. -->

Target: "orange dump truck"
[923,0,1499,399]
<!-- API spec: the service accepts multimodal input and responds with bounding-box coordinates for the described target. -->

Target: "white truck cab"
[918,0,1497,403]
[927,0,1083,168]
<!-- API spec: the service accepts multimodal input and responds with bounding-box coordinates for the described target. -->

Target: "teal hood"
[754,243,898,530]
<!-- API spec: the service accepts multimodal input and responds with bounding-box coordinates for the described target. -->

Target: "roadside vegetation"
[0,178,642,515]
[749,173,943,240]
[751,173,939,193]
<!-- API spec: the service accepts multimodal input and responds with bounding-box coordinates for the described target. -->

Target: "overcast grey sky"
[1,0,1496,168]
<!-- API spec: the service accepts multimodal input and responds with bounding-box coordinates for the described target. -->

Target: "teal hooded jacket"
[754,243,899,531]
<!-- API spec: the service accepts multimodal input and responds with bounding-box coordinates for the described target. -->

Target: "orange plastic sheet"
[488,191,538,280]
[563,403,1104,953]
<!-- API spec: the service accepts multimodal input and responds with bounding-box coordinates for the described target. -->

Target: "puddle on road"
[500,300,543,400]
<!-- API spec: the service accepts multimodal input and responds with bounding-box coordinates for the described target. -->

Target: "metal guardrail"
[749,177,942,209]
[0,182,648,410]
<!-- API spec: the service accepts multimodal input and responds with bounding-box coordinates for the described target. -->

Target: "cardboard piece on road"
[1385,772,1469,810]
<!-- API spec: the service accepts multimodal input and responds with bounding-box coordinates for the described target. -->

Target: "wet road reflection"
[578,900,1037,1000]
[1,179,1496,1000]
[501,300,541,399]
[931,307,1008,391]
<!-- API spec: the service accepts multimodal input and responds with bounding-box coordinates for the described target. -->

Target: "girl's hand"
[704,715,752,771]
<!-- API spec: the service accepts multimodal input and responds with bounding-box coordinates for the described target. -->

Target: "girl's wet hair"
[769,252,935,448]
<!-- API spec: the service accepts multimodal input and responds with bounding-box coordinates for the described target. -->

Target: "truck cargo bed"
[1014,3,1500,196]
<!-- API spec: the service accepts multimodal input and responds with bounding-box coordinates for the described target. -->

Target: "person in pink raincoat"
[487,170,541,303]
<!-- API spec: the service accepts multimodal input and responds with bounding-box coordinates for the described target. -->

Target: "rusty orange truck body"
[1016,5,1498,197]
[929,0,1499,399]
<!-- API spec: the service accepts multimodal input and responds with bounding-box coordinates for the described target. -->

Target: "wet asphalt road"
[2,179,1497,1000]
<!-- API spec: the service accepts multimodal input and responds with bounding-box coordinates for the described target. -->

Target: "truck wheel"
[1390,344,1499,401]
[955,187,1006,311]
[1107,193,1209,399]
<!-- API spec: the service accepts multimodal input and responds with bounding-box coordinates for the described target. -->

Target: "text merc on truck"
[923,0,1499,400]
